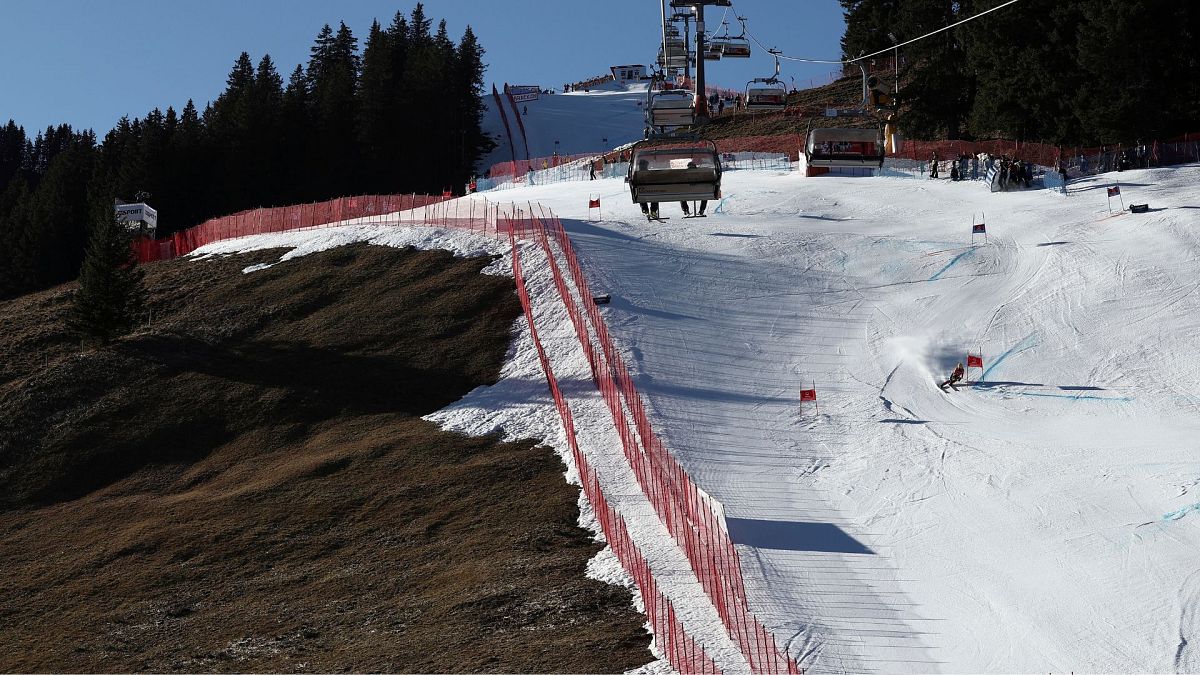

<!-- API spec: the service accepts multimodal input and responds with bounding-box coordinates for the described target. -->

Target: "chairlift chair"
[626,135,723,204]
[745,80,787,111]
[718,17,752,58]
[801,60,891,169]
[743,48,786,111]
[804,126,886,168]
[721,40,751,58]
[658,51,692,70]
[646,89,696,129]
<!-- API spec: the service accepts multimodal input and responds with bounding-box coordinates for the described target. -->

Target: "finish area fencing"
[130,192,801,672]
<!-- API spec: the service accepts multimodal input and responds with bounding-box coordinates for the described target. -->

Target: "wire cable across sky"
[743,0,1022,66]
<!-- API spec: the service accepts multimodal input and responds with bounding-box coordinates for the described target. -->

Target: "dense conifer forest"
[840,0,1200,143]
[0,4,490,299]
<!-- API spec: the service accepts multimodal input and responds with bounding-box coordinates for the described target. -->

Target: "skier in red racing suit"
[941,362,965,389]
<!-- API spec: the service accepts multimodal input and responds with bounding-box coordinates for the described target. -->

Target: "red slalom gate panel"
[527,207,799,675]
[509,228,722,674]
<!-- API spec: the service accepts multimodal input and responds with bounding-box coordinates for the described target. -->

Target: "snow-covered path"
[492,165,1200,673]
[479,82,649,170]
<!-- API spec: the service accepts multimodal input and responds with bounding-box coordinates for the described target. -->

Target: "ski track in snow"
[192,159,1200,673]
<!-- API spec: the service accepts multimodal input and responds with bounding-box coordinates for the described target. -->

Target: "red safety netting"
[518,204,801,675]
[510,228,722,674]
[133,193,456,263]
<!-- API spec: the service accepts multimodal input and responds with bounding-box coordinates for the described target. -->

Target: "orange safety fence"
[133,193,453,263]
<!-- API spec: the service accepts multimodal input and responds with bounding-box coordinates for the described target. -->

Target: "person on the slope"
[941,362,966,389]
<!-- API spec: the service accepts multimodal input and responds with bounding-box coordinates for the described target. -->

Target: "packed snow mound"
[481,164,1200,673]
[190,224,510,274]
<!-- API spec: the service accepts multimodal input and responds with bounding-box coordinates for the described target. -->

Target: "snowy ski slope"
[479,81,649,169]
[191,83,1200,667]
[195,163,1200,672]
[480,164,1200,673]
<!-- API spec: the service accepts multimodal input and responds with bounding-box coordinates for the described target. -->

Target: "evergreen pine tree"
[307,22,360,197]
[455,26,493,183]
[0,120,27,188]
[1074,0,1194,143]
[892,0,974,140]
[28,142,97,289]
[68,194,147,346]
[358,19,394,192]
[965,0,1085,143]
[281,65,313,202]
[839,0,901,60]
[0,177,35,298]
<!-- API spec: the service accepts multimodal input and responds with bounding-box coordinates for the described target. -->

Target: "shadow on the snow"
[1068,182,1152,193]
[726,518,874,554]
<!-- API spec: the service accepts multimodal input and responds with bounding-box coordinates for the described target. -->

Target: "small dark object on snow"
[1129,203,1150,213]
[593,294,611,305]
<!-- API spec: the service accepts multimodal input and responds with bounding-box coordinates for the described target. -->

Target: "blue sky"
[0,1,847,135]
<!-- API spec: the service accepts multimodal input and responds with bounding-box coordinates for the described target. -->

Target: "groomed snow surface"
[194,163,1200,674]
[480,81,650,170]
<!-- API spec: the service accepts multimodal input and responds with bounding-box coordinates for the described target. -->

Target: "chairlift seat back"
[628,145,722,203]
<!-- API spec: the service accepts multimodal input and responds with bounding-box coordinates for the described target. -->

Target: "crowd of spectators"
[925,151,1036,190]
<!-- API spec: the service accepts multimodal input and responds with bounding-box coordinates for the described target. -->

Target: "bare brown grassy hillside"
[0,244,651,673]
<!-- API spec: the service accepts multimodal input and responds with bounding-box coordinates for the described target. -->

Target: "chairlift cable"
[743,0,1021,66]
